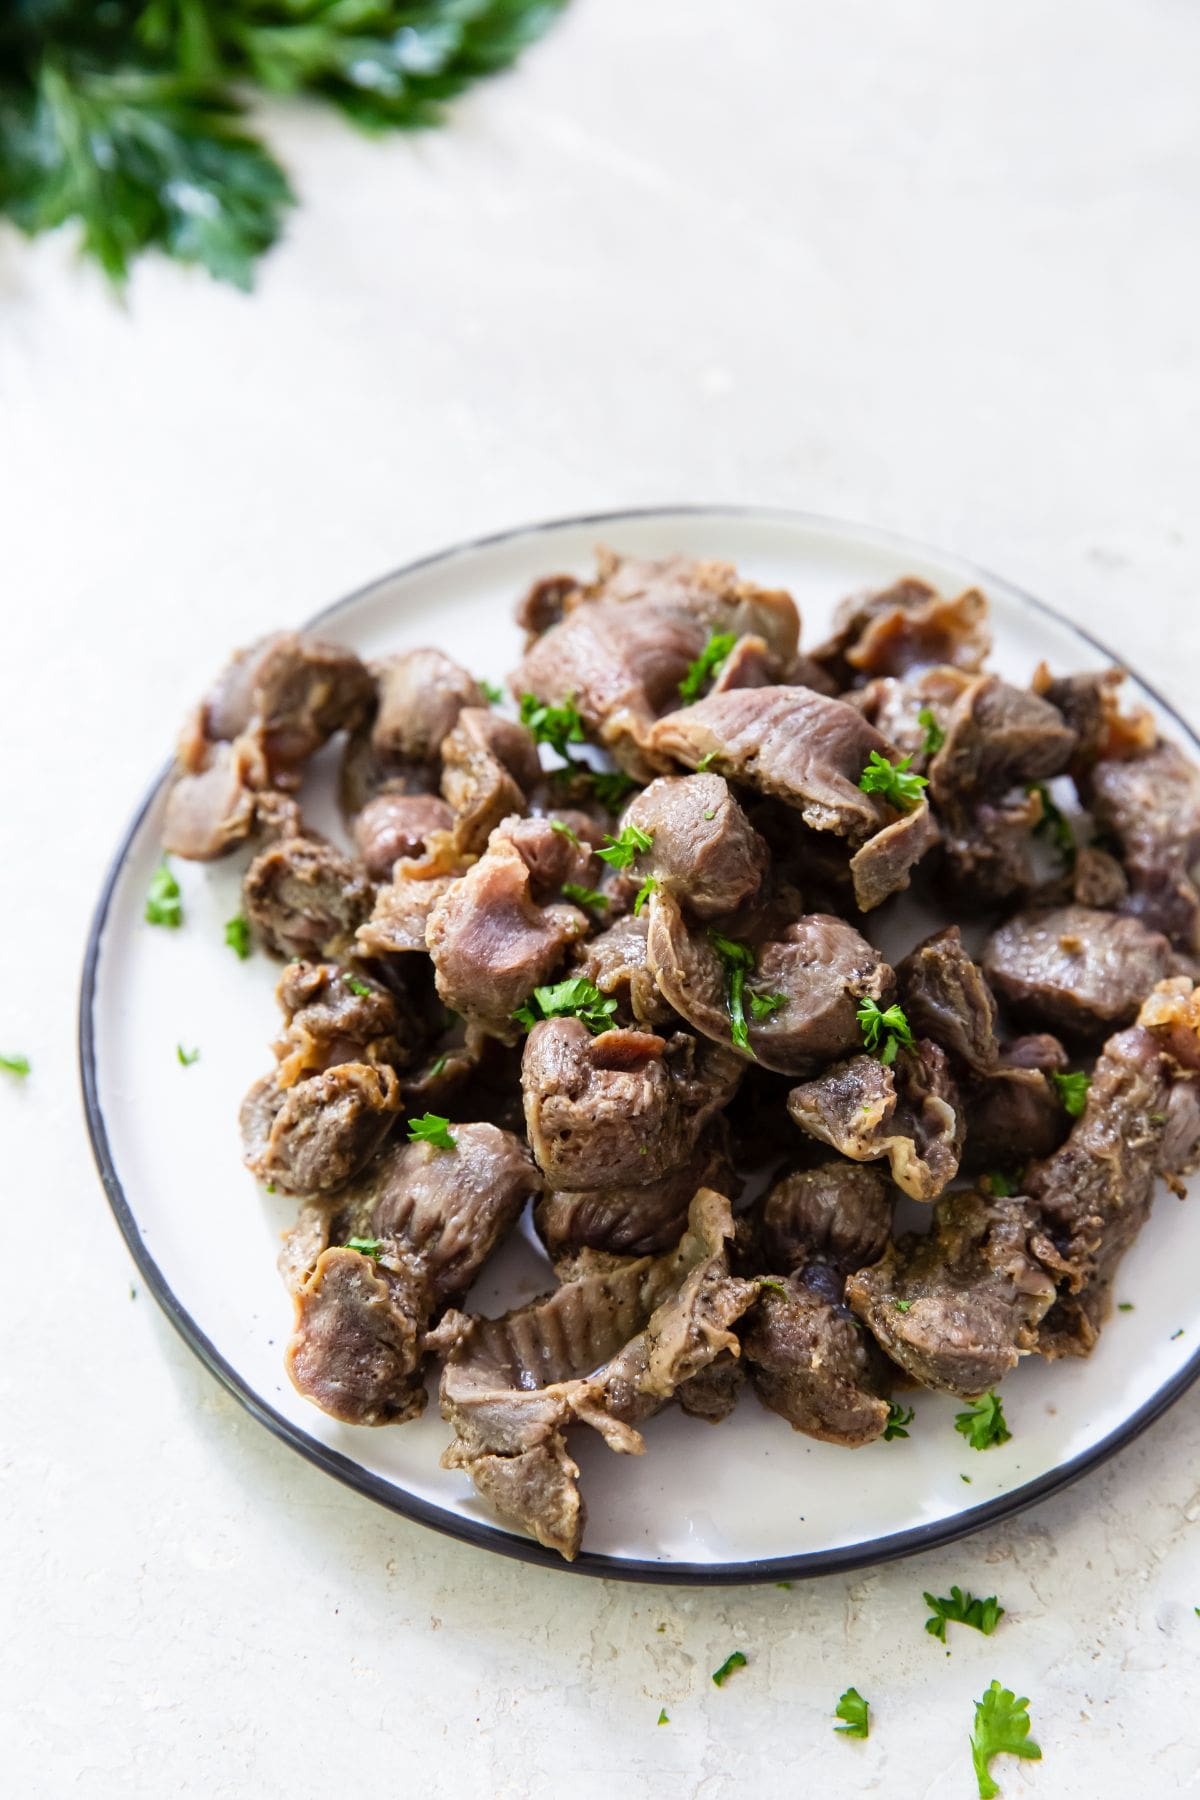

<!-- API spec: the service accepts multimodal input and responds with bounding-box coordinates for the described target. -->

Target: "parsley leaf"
[345,1237,385,1261]
[597,823,654,869]
[224,913,252,959]
[954,1391,1012,1451]
[883,1401,915,1441]
[428,1054,448,1080]
[1027,780,1075,859]
[711,1650,747,1687]
[893,1298,912,1312]
[924,1587,1005,1644]
[0,1054,31,1078]
[918,705,946,756]
[633,875,659,915]
[550,818,582,847]
[708,930,757,1053]
[520,692,586,761]
[748,989,787,1022]
[512,978,618,1037]
[759,1278,789,1296]
[343,973,373,999]
[970,1681,1041,1799]
[858,750,928,812]
[480,680,505,705]
[407,1113,457,1152]
[1117,1302,1134,1312]
[679,631,737,704]
[985,1170,1019,1197]
[856,997,916,1065]
[695,750,717,772]
[562,883,608,912]
[1052,1069,1091,1117]
[656,1708,669,1725]
[589,769,638,813]
[145,859,182,927]
[834,1687,869,1738]
[176,1044,200,1066]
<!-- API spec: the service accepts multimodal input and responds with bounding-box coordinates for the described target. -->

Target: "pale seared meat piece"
[353,793,454,881]
[164,632,373,859]
[983,904,1177,1038]
[434,1190,756,1560]
[241,1062,402,1195]
[356,829,470,956]
[570,911,674,1027]
[521,1018,743,1189]
[371,648,486,766]
[243,835,374,960]
[851,666,973,769]
[535,1128,734,1260]
[516,572,580,641]
[927,674,1077,804]
[620,774,769,920]
[272,960,407,1084]
[440,708,542,854]
[1087,740,1200,950]
[1032,664,1155,770]
[846,1191,1058,1397]
[897,926,1000,1074]
[961,1034,1070,1173]
[812,576,991,687]
[759,1162,893,1276]
[647,686,937,910]
[936,784,1045,907]
[786,1041,963,1201]
[744,1263,892,1446]
[646,890,893,1074]
[283,1123,539,1425]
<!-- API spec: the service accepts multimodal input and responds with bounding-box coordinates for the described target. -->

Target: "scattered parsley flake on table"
[969,1681,1041,1799]
[656,1708,669,1725]
[924,1587,1005,1643]
[834,1687,869,1738]
[176,1044,200,1066]
[711,1651,747,1687]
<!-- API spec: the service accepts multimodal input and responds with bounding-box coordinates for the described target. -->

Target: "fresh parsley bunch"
[0,0,567,287]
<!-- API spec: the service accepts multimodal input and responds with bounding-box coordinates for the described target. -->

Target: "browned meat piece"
[425,820,593,1036]
[846,1191,1058,1396]
[937,785,1045,906]
[676,1354,746,1422]
[1087,740,1200,950]
[620,774,769,920]
[517,572,580,640]
[646,890,893,1074]
[744,1263,892,1446]
[435,1190,757,1560]
[513,551,799,780]
[570,912,674,1027]
[356,830,470,956]
[164,632,373,859]
[241,1063,402,1195]
[535,1129,734,1259]
[440,709,542,854]
[522,1018,742,1189]
[961,1035,1070,1173]
[1066,845,1129,911]
[284,1123,539,1424]
[647,686,937,910]
[927,675,1077,804]
[371,648,485,766]
[1024,981,1200,1356]
[1032,664,1155,769]
[243,835,374,959]
[812,577,991,686]
[353,793,455,880]
[897,926,1000,1074]
[272,960,407,1084]
[759,1162,893,1275]
[786,1041,962,1201]
[983,904,1176,1038]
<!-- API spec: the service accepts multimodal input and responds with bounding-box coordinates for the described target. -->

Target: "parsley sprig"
[859,750,929,812]
[918,705,946,756]
[834,1687,869,1738]
[145,859,182,927]
[344,1236,385,1261]
[924,1587,1005,1643]
[954,1391,1012,1451]
[512,978,618,1036]
[224,914,251,959]
[407,1113,457,1152]
[633,875,659,915]
[707,931,786,1055]
[970,1681,1041,1799]
[679,631,736,704]
[597,823,654,869]
[856,997,915,1065]
[561,883,608,913]
[883,1401,915,1441]
[1051,1069,1091,1117]
[520,692,586,761]
[1027,780,1075,859]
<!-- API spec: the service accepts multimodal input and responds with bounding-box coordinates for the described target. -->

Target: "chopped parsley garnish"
[776,1581,794,1590]
[856,997,916,1065]
[550,818,581,846]
[711,1650,747,1687]
[407,1113,457,1151]
[224,913,252,959]
[759,1278,788,1296]
[428,1054,448,1079]
[954,1391,1012,1451]
[695,750,717,772]
[562,883,608,912]
[0,1054,30,1078]
[883,1401,915,1441]
[1051,1069,1091,1117]
[708,930,756,1053]
[1117,1302,1134,1312]
[343,973,373,999]
[512,978,618,1036]
[924,1587,1005,1644]
[748,990,787,1022]
[656,1708,669,1725]
[1171,1328,1185,1340]
[345,1237,385,1261]
[970,1681,1041,1799]
[480,680,505,705]
[145,859,182,927]
[858,750,928,812]
[597,823,654,869]
[519,692,586,761]
[984,1170,1019,1198]
[834,1687,870,1738]
[589,769,638,812]
[633,875,659,915]
[893,1298,912,1312]
[703,808,716,820]
[1027,780,1075,859]
[176,1044,200,1066]
[918,705,946,756]
[679,631,736,704]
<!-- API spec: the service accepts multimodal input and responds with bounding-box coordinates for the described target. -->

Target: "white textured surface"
[2,1,1199,1794]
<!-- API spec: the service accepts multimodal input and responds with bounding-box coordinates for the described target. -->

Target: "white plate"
[80,506,1200,1583]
